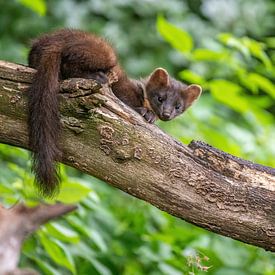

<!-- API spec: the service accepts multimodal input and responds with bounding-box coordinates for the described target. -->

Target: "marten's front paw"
[87,71,109,84]
[144,110,157,123]
[135,107,157,124]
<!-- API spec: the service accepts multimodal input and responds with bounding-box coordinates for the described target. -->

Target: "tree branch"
[0,203,76,274]
[0,60,274,252]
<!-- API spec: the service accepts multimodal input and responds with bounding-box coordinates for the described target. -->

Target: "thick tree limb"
[0,60,274,252]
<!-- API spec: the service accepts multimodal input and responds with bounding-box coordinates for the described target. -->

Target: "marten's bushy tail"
[28,50,61,197]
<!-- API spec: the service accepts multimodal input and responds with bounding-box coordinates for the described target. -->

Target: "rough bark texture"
[0,60,274,252]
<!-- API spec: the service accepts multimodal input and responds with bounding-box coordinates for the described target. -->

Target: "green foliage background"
[0,0,274,274]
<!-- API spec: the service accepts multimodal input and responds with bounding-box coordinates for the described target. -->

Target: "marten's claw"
[144,110,157,123]
[134,107,147,117]
[134,107,156,123]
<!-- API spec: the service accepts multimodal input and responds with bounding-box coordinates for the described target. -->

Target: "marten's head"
[145,68,202,121]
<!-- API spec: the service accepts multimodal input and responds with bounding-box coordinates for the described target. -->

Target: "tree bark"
[0,60,274,252]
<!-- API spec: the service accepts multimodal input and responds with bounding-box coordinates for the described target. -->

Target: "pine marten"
[28,29,202,196]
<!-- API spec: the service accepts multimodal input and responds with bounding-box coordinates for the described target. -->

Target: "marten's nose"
[162,112,171,119]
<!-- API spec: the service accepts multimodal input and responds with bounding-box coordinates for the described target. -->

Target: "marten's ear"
[182,84,202,108]
[146,68,170,90]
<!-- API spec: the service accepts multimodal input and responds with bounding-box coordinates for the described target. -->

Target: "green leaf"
[32,258,63,275]
[70,242,112,275]
[67,215,108,251]
[192,48,228,61]
[44,223,80,243]
[209,79,242,95]
[247,96,273,108]
[0,184,14,195]
[157,15,193,53]
[219,33,272,69]
[51,181,92,204]
[89,229,108,252]
[39,233,76,274]
[7,163,26,177]
[218,33,250,58]
[236,69,258,94]
[209,79,273,125]
[18,0,46,16]
[248,73,275,98]
[88,258,112,275]
[179,70,205,85]
[242,37,272,69]
[265,37,275,48]
[22,236,37,256]
[67,216,91,237]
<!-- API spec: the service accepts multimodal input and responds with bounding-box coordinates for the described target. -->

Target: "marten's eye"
[175,103,181,110]
[158,96,163,103]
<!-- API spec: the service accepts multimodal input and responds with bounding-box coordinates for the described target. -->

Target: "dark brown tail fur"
[28,47,62,196]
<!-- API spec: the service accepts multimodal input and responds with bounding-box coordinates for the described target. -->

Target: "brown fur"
[28,29,201,196]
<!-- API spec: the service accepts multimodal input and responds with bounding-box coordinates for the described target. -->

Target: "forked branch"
[0,203,76,274]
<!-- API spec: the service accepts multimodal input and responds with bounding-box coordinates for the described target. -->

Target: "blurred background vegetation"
[0,0,275,274]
